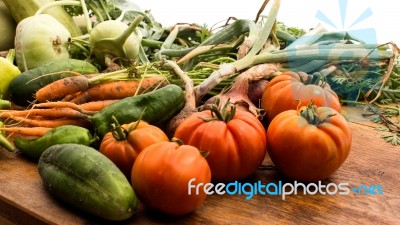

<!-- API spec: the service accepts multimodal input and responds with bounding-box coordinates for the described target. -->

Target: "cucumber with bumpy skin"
[91,84,185,137]
[15,125,97,160]
[9,59,98,106]
[38,143,137,221]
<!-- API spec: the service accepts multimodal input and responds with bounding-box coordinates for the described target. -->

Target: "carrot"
[35,76,90,102]
[6,116,91,128]
[61,92,81,101]
[77,100,118,111]
[70,76,168,104]
[0,127,52,136]
[0,108,90,119]
[33,100,118,113]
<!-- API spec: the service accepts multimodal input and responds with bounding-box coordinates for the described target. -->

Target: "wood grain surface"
[0,105,399,225]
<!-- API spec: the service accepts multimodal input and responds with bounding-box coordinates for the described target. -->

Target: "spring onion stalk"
[138,45,150,64]
[194,0,281,102]
[154,24,191,61]
[236,20,259,59]
[177,36,245,64]
[278,43,391,52]
[234,0,281,70]
[157,47,196,58]
[141,39,164,49]
[253,48,393,64]
[199,19,255,46]
[280,60,328,73]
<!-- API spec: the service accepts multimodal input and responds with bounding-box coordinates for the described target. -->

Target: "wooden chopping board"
[0,105,399,225]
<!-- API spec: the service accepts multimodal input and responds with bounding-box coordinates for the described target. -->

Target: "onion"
[204,63,279,119]
[248,79,269,106]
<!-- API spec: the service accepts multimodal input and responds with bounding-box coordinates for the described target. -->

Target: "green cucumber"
[9,59,98,106]
[91,84,185,137]
[14,125,97,160]
[38,143,137,221]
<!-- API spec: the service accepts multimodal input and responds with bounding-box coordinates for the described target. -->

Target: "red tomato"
[261,71,341,122]
[99,120,168,177]
[174,106,267,182]
[131,141,211,216]
[266,102,352,182]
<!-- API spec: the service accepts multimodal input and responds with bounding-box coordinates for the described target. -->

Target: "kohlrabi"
[14,14,71,71]
[88,15,144,66]
[37,0,149,67]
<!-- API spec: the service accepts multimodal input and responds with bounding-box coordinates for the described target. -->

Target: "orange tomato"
[266,102,352,182]
[261,71,341,122]
[131,141,211,216]
[174,105,267,182]
[99,120,168,177]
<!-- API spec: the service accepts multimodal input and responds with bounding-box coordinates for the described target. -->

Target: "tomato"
[131,141,211,216]
[266,101,352,182]
[99,119,168,177]
[261,71,341,122]
[174,103,267,182]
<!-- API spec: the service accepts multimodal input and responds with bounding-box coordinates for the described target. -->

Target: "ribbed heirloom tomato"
[266,101,352,182]
[261,71,341,122]
[174,101,267,182]
[99,118,168,177]
[131,141,211,216]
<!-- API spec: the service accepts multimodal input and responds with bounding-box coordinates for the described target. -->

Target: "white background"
[133,0,400,45]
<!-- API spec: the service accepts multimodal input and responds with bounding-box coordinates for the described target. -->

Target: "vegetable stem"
[233,0,281,70]
[114,15,144,47]
[253,48,393,64]
[35,0,81,15]
[194,0,281,102]
[110,116,127,141]
[0,100,11,109]
[79,0,92,32]
[299,100,336,126]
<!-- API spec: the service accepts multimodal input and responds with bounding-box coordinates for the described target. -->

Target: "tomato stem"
[126,107,147,132]
[110,115,128,141]
[171,137,184,146]
[299,72,324,86]
[299,100,336,125]
[200,98,236,123]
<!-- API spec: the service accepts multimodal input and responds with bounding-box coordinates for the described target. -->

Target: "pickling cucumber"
[91,84,185,137]
[38,143,138,221]
[15,125,97,160]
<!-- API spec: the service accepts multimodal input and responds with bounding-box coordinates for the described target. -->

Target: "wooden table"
[0,105,399,225]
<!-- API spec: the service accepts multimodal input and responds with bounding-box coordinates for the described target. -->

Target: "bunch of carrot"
[0,67,169,137]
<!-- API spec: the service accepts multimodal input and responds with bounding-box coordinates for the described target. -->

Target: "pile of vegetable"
[0,0,399,221]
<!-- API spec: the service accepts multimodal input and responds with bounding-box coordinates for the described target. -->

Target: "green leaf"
[375,126,390,132]
[381,133,400,146]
